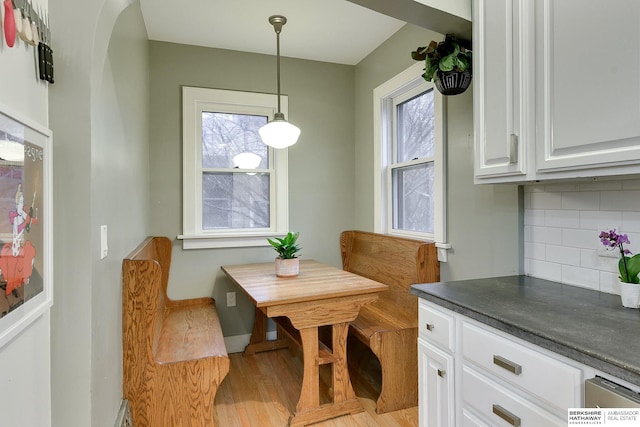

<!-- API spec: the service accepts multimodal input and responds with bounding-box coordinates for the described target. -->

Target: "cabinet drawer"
[463,366,565,427]
[418,299,455,351]
[462,321,581,411]
[462,408,491,427]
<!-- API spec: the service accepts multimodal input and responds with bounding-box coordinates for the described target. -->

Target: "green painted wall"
[148,42,355,338]
[354,24,521,281]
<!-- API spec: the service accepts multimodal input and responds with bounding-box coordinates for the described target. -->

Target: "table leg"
[331,322,356,403]
[244,307,292,355]
[289,323,362,427]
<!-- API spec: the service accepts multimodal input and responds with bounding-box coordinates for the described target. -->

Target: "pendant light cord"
[276,29,281,114]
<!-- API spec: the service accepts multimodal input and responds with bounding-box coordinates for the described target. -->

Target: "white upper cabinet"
[535,0,640,175]
[475,0,640,183]
[473,0,534,181]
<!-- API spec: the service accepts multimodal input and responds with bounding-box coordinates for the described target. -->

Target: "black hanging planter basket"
[434,69,472,96]
[411,33,472,96]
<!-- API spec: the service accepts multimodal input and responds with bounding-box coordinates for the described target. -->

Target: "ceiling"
[139,0,406,66]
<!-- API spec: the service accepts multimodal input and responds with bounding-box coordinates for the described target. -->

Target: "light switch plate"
[100,225,108,259]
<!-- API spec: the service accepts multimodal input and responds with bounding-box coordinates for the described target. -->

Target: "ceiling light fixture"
[259,15,301,149]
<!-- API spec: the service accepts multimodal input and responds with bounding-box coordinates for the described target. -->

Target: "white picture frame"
[0,103,52,349]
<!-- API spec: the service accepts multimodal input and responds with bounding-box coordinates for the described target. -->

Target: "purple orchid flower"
[599,229,632,279]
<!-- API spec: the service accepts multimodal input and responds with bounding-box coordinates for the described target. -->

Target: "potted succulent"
[599,229,640,308]
[411,33,472,96]
[267,231,301,277]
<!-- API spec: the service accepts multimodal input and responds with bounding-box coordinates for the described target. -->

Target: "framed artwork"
[0,103,52,349]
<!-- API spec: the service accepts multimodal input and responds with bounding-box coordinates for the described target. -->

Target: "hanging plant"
[411,34,472,95]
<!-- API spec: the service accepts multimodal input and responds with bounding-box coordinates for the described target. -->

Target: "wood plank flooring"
[214,347,418,427]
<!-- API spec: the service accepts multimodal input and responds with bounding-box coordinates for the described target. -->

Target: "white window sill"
[385,231,450,262]
[177,232,284,249]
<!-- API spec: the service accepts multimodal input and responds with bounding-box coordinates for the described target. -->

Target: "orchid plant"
[599,229,640,284]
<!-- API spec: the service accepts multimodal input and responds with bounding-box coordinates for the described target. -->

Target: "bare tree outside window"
[392,89,435,234]
[201,112,270,229]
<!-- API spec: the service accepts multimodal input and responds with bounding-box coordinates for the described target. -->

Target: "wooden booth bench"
[122,236,229,427]
[340,230,440,414]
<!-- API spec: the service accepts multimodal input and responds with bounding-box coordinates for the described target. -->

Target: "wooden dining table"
[221,259,388,427]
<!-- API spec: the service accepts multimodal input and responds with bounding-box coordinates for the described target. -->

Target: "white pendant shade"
[232,152,262,169]
[259,119,301,149]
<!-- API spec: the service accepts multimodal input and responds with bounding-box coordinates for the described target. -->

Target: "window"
[374,62,449,260]
[180,87,289,249]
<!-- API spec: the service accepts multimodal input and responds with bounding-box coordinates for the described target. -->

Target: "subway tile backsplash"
[523,180,640,295]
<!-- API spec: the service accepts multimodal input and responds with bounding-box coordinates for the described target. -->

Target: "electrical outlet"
[226,292,236,307]
[597,248,619,258]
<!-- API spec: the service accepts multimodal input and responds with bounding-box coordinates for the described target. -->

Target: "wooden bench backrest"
[122,236,173,363]
[340,230,440,301]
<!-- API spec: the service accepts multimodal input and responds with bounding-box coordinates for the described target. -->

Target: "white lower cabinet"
[418,299,582,427]
[419,338,455,427]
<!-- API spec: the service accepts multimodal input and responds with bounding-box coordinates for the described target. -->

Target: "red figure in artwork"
[0,184,37,295]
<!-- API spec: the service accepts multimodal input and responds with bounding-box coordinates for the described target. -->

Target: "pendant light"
[232,152,261,170]
[259,15,301,149]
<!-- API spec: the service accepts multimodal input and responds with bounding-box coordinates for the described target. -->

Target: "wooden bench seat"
[123,236,229,427]
[340,230,440,414]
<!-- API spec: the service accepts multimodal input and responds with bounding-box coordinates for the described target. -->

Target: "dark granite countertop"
[411,275,640,387]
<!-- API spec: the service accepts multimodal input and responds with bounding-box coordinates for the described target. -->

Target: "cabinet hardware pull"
[437,369,445,377]
[493,404,521,427]
[509,134,518,164]
[493,355,522,375]
[426,323,434,331]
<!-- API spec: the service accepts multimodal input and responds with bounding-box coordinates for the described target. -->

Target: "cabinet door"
[473,0,534,181]
[536,0,640,173]
[419,339,454,427]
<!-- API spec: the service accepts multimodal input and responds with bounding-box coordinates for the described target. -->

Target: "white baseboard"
[224,330,278,354]
[114,400,132,427]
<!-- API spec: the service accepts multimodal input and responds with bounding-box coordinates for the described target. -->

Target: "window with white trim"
[180,87,289,249]
[374,62,449,260]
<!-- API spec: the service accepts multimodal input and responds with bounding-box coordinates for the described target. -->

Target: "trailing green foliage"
[619,255,640,284]
[411,34,472,83]
[267,231,301,259]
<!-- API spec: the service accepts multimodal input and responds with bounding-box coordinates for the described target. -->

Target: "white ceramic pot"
[275,257,299,278]
[619,281,640,308]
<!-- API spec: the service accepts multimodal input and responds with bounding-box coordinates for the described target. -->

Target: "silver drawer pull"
[437,369,445,378]
[493,404,521,427]
[493,355,522,375]
[426,323,434,331]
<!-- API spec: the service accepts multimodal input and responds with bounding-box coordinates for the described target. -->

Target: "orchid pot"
[619,281,640,309]
[599,229,640,309]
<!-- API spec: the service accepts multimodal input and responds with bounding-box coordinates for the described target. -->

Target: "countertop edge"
[411,285,640,388]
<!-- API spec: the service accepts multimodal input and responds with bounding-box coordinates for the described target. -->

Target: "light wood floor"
[214,346,418,427]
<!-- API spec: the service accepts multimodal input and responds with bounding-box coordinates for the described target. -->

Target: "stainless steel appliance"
[585,377,640,407]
